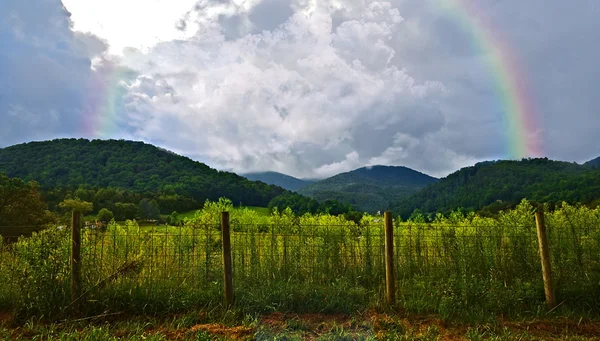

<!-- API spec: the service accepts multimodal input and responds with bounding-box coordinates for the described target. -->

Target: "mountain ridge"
[585,156,600,167]
[298,165,438,213]
[392,158,600,218]
[0,138,289,210]
[242,171,317,191]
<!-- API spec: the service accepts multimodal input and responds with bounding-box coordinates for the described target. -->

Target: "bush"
[97,208,114,223]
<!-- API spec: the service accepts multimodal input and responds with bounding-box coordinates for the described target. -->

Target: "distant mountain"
[242,171,317,191]
[298,165,438,213]
[585,156,600,167]
[0,139,288,211]
[393,158,600,218]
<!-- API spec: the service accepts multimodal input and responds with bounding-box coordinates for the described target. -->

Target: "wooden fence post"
[221,212,234,308]
[71,211,82,314]
[384,212,396,306]
[535,210,556,310]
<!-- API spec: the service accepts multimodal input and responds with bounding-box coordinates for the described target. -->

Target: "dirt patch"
[258,312,600,340]
[0,311,12,327]
[261,312,353,333]
[190,323,254,340]
[369,314,464,341]
[367,314,600,341]
[140,324,254,340]
[4,312,600,340]
[502,318,600,338]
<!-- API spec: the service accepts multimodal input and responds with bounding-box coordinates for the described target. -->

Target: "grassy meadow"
[84,206,270,226]
[1,199,600,329]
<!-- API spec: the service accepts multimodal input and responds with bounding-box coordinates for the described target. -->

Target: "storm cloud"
[1,0,599,178]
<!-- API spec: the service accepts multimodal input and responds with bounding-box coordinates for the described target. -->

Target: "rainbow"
[437,0,542,159]
[85,62,131,138]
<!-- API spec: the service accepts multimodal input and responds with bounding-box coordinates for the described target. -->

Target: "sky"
[0,0,599,179]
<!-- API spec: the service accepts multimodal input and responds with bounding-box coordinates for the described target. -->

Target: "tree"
[97,208,114,223]
[139,198,160,220]
[344,210,364,225]
[0,173,54,235]
[166,211,180,226]
[58,198,93,214]
[57,198,94,226]
[114,202,138,221]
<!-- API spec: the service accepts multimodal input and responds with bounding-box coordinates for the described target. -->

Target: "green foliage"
[2,315,599,340]
[114,202,138,221]
[268,193,319,215]
[0,138,288,212]
[138,198,160,220]
[393,158,600,218]
[344,210,364,225]
[585,156,600,167]
[3,199,600,322]
[58,198,93,214]
[268,192,355,216]
[242,206,270,217]
[97,208,114,223]
[298,165,438,213]
[0,173,54,234]
[166,211,181,226]
[4,228,71,319]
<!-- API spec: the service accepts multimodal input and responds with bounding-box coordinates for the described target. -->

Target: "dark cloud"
[0,0,108,146]
[1,0,599,178]
[218,14,246,40]
[249,0,294,32]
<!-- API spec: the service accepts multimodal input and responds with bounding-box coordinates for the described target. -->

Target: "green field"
[2,199,600,323]
[242,206,271,216]
[2,198,600,341]
[83,206,270,226]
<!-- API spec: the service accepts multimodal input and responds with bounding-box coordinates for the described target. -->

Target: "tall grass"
[1,199,599,321]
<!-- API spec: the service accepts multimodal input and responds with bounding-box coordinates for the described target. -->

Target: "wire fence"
[2,213,600,317]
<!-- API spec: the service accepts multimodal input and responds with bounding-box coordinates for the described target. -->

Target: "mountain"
[585,156,600,167]
[393,158,600,218]
[242,171,317,191]
[0,139,288,211]
[298,165,438,213]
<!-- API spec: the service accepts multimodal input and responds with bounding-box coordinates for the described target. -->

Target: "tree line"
[0,170,358,237]
[0,138,288,209]
[392,158,600,219]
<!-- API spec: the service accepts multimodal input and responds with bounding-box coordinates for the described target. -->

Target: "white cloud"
[315,151,361,178]
[366,133,480,178]
[62,0,198,55]
[113,1,447,177]
[2,0,600,179]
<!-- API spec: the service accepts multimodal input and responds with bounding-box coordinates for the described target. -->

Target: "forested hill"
[242,171,317,191]
[298,165,438,213]
[585,156,600,167]
[392,158,600,218]
[0,139,288,210]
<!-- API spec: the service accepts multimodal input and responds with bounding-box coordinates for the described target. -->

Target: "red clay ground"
[3,310,600,340]
[256,311,600,340]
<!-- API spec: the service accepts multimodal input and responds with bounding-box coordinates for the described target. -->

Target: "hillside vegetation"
[0,139,358,227]
[585,156,600,167]
[298,165,438,213]
[0,173,53,234]
[393,158,600,218]
[242,171,316,191]
[0,139,288,213]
